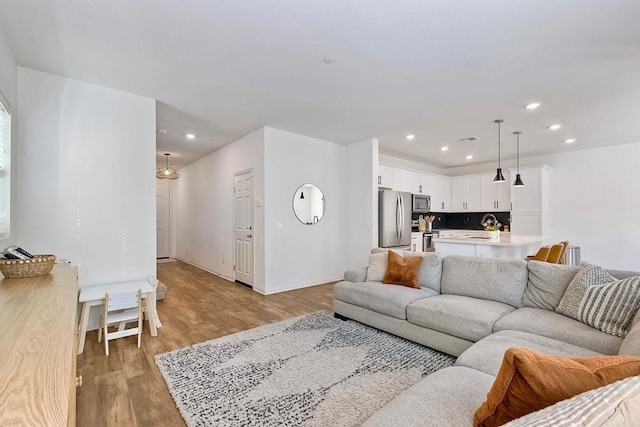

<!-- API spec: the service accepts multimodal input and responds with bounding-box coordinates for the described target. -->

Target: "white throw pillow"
[365,252,387,282]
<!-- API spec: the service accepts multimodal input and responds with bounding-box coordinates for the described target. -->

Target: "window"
[0,92,11,239]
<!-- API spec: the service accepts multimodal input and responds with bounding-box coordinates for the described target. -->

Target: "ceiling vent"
[459,136,479,143]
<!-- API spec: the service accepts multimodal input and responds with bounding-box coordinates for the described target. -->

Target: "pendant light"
[493,119,506,183]
[156,153,180,180]
[512,131,525,187]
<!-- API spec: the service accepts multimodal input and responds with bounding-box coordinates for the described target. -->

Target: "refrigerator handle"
[399,195,404,241]
[396,195,401,243]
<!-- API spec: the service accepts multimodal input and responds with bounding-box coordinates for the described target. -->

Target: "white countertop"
[435,234,547,247]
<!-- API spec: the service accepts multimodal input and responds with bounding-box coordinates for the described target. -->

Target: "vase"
[488,230,499,241]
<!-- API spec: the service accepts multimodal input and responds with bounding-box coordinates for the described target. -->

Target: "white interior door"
[156,179,170,258]
[234,171,254,286]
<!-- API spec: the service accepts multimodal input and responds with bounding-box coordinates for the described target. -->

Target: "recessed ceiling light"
[525,102,541,110]
[406,134,415,140]
[186,133,196,139]
[466,155,473,160]
[441,146,449,152]
[548,124,562,131]
[323,58,334,64]
[564,138,576,144]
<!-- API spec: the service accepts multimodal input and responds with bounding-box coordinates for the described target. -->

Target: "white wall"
[173,128,266,292]
[263,127,346,293]
[0,29,17,246]
[543,143,640,271]
[16,68,157,289]
[345,138,378,270]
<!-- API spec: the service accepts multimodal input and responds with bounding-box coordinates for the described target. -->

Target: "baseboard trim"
[174,257,234,282]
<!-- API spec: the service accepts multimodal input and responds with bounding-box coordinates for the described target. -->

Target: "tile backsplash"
[413,211,511,231]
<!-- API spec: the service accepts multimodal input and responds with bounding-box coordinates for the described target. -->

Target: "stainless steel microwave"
[412,194,431,213]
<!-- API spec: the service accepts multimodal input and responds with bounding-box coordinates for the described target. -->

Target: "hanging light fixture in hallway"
[512,131,525,187]
[493,119,506,183]
[156,153,180,180]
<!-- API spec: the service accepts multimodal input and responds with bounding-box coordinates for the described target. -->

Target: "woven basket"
[0,255,57,279]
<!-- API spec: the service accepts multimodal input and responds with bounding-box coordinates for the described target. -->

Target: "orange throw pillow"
[474,348,640,427]
[382,250,422,289]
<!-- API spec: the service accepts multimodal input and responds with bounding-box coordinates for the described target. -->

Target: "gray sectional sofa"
[333,251,640,426]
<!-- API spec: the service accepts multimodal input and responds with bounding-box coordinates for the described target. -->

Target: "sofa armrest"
[344,267,368,283]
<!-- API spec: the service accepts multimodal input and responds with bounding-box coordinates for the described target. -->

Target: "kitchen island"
[433,233,550,259]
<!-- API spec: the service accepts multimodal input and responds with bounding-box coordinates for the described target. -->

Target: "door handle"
[419,184,422,193]
[378,176,381,185]
[247,234,252,238]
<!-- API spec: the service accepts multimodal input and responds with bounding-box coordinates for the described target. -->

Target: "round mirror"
[293,184,326,225]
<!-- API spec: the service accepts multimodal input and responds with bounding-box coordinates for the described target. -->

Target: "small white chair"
[98,289,143,356]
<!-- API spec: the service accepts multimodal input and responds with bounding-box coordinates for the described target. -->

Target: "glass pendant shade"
[156,153,180,180]
[512,131,525,187]
[493,119,506,183]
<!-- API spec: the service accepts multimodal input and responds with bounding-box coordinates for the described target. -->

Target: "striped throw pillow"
[556,262,640,337]
[502,375,640,427]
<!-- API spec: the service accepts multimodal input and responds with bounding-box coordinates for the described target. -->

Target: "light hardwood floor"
[76,260,335,427]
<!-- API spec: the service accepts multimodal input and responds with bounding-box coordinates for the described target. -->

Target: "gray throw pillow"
[556,262,640,337]
[365,252,387,282]
[522,261,580,310]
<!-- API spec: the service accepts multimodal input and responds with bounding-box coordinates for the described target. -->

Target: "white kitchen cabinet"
[410,172,428,195]
[510,212,543,235]
[431,175,451,212]
[377,165,393,188]
[510,166,548,212]
[392,168,412,193]
[411,232,424,252]
[451,175,482,211]
[480,172,511,211]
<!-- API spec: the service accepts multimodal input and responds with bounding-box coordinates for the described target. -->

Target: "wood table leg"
[77,302,90,354]
[146,293,158,336]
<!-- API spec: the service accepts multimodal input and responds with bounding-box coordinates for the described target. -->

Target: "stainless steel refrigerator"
[378,190,412,249]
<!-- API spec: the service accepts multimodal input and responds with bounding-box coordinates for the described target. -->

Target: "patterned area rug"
[155,312,455,427]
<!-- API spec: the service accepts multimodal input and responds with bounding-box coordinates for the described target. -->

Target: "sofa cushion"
[502,375,640,426]
[363,366,495,427]
[382,250,422,289]
[401,251,442,292]
[407,295,515,342]
[493,307,623,355]
[522,261,579,310]
[441,256,528,308]
[456,330,602,376]
[333,281,438,320]
[473,348,640,427]
[619,317,640,356]
[556,262,640,337]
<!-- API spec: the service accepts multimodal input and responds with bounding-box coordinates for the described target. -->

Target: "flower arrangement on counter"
[483,218,501,231]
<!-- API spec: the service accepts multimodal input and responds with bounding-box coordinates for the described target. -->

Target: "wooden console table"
[0,265,79,426]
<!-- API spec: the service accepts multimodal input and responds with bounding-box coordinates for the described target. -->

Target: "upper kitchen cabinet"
[410,172,428,195]
[431,175,451,212]
[392,168,412,193]
[480,172,511,211]
[377,165,393,188]
[510,166,549,212]
[451,175,482,211]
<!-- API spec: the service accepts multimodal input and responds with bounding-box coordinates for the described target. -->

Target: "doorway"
[234,171,254,287]
[156,178,170,259]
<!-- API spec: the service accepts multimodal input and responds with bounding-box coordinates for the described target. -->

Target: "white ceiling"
[1,0,639,170]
